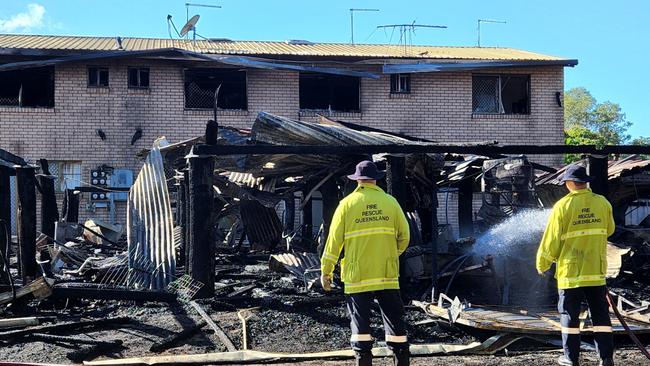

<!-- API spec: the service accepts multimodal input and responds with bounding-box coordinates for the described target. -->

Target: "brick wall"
[0,59,565,226]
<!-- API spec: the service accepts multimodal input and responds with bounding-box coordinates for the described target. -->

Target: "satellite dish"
[180,14,200,37]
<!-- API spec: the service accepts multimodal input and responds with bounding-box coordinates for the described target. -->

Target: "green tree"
[564,87,632,162]
[632,136,650,145]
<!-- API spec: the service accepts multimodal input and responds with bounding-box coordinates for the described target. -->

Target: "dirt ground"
[1,297,649,365]
[276,350,650,366]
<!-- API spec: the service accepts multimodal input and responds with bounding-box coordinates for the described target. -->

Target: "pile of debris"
[2,112,650,364]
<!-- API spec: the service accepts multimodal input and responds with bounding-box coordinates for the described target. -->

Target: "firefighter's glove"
[320,273,332,292]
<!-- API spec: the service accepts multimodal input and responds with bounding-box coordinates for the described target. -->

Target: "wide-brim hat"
[347,160,386,180]
[560,164,594,183]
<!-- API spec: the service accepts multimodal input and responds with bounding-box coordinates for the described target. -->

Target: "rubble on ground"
[2,113,650,364]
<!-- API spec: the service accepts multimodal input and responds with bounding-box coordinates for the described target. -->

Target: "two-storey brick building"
[0,34,576,229]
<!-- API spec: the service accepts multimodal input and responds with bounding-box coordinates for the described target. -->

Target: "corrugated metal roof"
[536,155,650,186]
[0,34,569,60]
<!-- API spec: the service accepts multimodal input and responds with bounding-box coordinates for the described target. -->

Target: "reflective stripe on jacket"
[536,188,615,289]
[320,183,410,294]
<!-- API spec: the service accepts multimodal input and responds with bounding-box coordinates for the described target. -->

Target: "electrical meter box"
[90,167,111,201]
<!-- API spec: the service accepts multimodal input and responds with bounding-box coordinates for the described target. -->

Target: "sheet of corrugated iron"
[239,199,283,250]
[269,252,320,279]
[536,156,650,186]
[252,111,419,146]
[127,139,176,290]
[0,34,569,60]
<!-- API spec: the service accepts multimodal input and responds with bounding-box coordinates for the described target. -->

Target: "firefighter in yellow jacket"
[321,160,410,366]
[537,164,616,366]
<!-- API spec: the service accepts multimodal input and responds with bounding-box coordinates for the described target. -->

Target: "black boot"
[392,349,409,366]
[355,351,372,366]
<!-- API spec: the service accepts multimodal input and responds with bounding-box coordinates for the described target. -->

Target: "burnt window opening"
[299,72,360,112]
[128,67,150,89]
[472,74,530,114]
[390,74,411,94]
[0,66,54,108]
[184,68,247,110]
[88,67,109,87]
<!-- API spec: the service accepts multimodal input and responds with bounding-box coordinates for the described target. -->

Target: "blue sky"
[1,0,648,138]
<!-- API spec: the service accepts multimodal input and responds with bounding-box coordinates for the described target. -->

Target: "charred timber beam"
[386,156,408,210]
[320,177,338,251]
[283,196,295,235]
[430,175,439,293]
[301,188,313,245]
[0,148,27,166]
[183,170,191,269]
[61,189,80,223]
[0,166,11,268]
[0,317,131,341]
[458,176,474,238]
[188,156,215,298]
[588,154,609,200]
[176,175,187,267]
[16,166,37,282]
[51,287,177,302]
[194,144,650,156]
[36,159,59,241]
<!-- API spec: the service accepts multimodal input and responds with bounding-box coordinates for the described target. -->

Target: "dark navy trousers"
[346,289,409,353]
[558,285,614,364]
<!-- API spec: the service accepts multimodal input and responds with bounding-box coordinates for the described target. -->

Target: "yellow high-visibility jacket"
[320,183,410,294]
[536,188,615,289]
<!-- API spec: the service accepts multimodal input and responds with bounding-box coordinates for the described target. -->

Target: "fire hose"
[605,290,650,360]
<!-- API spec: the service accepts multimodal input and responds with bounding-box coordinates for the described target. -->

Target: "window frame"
[472,73,531,115]
[298,72,361,113]
[0,66,55,108]
[390,73,411,94]
[87,66,109,88]
[49,161,83,192]
[183,68,248,111]
[127,67,150,89]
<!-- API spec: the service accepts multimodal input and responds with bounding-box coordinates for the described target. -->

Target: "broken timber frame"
[188,154,215,298]
[16,166,37,283]
[187,143,648,300]
[0,165,12,276]
[588,154,609,199]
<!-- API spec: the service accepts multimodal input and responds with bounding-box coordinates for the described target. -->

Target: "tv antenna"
[182,3,221,39]
[350,8,379,45]
[477,19,506,47]
[180,14,201,40]
[377,22,447,54]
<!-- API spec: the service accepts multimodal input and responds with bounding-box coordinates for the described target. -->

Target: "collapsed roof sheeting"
[382,59,578,74]
[535,156,650,209]
[243,112,431,177]
[0,48,380,78]
[536,155,650,186]
[251,112,420,146]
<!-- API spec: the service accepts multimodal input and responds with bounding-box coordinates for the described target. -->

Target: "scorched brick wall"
[0,59,565,226]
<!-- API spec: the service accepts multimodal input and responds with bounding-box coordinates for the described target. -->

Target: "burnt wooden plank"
[36,159,59,241]
[16,166,37,282]
[187,157,215,298]
[61,189,79,223]
[588,154,609,199]
[0,165,11,273]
